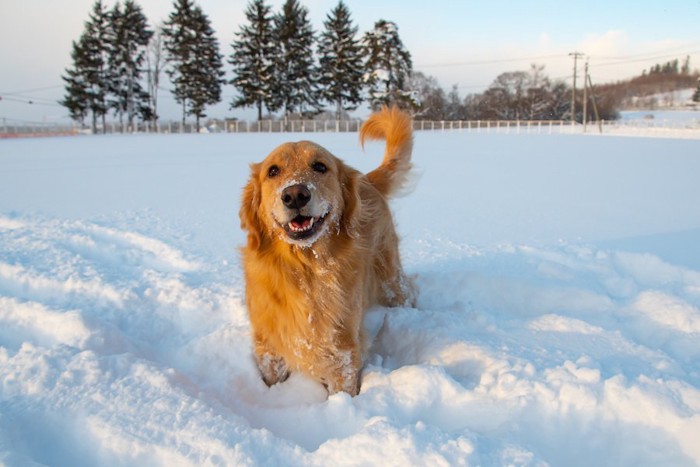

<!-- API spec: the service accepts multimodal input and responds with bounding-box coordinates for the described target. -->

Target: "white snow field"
[1,130,700,466]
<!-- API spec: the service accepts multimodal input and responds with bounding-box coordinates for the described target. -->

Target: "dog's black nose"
[281,184,311,209]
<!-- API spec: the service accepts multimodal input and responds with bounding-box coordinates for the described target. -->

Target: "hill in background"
[598,57,699,111]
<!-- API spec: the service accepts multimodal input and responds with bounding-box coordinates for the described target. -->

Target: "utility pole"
[569,51,585,127]
[587,72,603,134]
[583,61,589,132]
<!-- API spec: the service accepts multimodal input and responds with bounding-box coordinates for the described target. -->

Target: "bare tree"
[410,71,446,120]
[146,26,167,127]
[481,71,528,120]
[524,64,551,119]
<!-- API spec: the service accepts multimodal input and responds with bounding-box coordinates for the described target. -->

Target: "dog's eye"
[312,162,327,174]
[268,165,280,178]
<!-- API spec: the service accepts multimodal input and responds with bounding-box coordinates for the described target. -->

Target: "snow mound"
[1,214,698,465]
[1,132,699,465]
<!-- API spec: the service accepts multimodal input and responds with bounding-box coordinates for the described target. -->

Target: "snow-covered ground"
[1,131,699,466]
[618,109,700,129]
[602,110,700,139]
[620,109,700,124]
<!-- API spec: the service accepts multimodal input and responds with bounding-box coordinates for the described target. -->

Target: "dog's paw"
[322,354,362,396]
[257,353,290,387]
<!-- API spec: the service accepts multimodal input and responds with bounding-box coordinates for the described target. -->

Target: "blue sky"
[1,0,699,123]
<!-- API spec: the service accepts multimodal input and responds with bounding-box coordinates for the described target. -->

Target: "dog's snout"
[281,184,311,209]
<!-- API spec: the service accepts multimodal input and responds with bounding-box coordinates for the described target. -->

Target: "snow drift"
[1,131,699,466]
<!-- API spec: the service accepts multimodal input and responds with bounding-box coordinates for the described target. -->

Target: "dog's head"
[240,141,360,250]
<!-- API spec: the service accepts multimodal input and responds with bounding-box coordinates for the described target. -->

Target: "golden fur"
[239,106,415,396]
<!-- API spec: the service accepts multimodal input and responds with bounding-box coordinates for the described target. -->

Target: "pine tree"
[272,0,321,119]
[363,20,415,111]
[317,1,364,120]
[229,0,277,121]
[107,0,153,128]
[163,0,225,130]
[61,39,90,125]
[681,56,691,75]
[163,0,194,125]
[61,0,111,133]
[187,5,225,129]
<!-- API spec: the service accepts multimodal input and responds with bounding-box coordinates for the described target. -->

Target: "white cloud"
[578,30,630,59]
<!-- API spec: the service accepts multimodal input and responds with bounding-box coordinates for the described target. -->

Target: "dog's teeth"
[287,216,321,234]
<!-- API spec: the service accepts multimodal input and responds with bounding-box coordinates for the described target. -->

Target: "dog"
[239,106,415,396]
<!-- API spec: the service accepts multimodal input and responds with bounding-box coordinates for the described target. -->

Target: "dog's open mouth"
[284,213,327,240]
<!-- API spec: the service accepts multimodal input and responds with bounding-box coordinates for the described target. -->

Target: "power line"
[0,95,63,108]
[3,93,60,104]
[414,44,700,74]
[590,41,700,61]
[0,85,64,96]
[417,53,565,69]
[592,50,700,68]
[446,47,699,93]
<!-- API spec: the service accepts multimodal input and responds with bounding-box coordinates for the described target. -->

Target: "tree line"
[413,56,699,123]
[643,57,692,76]
[62,0,414,132]
[596,57,699,110]
[66,0,682,133]
[412,64,620,123]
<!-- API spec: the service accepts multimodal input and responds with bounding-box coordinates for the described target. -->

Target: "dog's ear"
[240,164,263,250]
[340,164,362,238]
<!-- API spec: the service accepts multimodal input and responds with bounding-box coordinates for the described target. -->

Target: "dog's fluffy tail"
[360,106,414,198]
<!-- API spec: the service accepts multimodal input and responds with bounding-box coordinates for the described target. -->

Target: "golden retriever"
[239,106,415,396]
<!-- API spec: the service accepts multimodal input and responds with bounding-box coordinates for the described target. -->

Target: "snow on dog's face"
[240,141,348,249]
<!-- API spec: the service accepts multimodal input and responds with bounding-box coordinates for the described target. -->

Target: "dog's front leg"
[321,332,362,396]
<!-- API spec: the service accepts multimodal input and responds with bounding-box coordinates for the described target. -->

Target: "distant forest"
[61,0,700,132]
[594,58,700,110]
[425,57,700,123]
